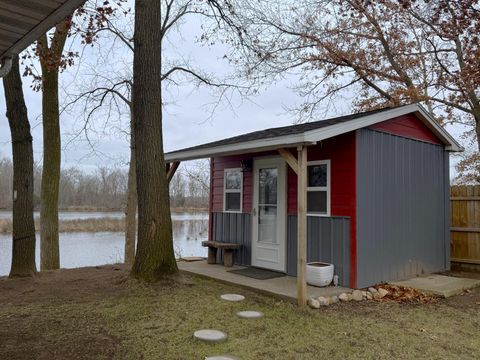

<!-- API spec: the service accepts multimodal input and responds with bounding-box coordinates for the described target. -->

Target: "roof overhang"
[0,0,86,62]
[165,104,463,162]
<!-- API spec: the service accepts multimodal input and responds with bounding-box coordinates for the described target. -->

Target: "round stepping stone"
[205,356,241,360]
[236,310,264,319]
[220,294,245,302]
[193,329,227,343]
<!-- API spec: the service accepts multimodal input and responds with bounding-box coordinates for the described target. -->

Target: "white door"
[252,157,287,272]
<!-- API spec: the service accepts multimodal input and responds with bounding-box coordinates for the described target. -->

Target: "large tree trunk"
[124,108,137,264]
[38,26,69,270]
[2,56,37,277]
[131,0,178,281]
[40,63,61,270]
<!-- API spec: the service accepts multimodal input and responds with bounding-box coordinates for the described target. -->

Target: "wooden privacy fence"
[450,185,480,267]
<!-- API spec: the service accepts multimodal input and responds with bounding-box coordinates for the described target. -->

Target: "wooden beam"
[297,146,307,307]
[451,258,480,265]
[451,227,480,233]
[278,148,298,175]
[166,161,180,183]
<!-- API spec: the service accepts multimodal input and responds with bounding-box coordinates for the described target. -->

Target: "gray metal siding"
[444,153,451,270]
[287,215,351,286]
[356,129,449,288]
[212,212,251,266]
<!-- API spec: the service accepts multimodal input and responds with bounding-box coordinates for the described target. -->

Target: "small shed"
[166,104,462,303]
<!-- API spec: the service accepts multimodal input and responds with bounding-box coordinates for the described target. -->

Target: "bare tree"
[228,0,480,145]
[2,56,37,277]
[20,1,120,270]
[64,0,250,267]
[130,0,177,280]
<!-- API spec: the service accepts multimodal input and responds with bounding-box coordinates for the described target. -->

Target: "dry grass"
[0,218,125,233]
[0,218,205,233]
[0,265,479,360]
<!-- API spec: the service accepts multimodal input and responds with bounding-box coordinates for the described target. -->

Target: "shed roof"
[0,0,85,60]
[165,104,462,162]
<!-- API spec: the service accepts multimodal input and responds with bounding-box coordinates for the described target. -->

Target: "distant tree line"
[0,157,209,211]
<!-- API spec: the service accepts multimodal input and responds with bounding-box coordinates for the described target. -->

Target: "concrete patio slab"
[178,260,350,302]
[391,274,480,298]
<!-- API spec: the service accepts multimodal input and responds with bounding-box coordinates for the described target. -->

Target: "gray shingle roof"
[166,106,401,156]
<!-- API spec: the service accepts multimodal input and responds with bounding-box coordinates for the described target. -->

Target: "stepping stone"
[193,329,227,343]
[220,294,245,302]
[205,356,241,360]
[236,310,264,319]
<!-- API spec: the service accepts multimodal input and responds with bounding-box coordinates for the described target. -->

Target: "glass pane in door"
[259,168,278,205]
[258,205,277,243]
[258,167,278,243]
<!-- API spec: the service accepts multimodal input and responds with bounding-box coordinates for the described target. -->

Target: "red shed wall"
[211,154,254,213]
[368,113,442,145]
[208,112,446,288]
[209,132,358,286]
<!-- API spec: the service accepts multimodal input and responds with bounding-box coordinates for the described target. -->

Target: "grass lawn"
[0,265,479,360]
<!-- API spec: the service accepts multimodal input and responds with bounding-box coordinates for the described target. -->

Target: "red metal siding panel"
[211,155,253,213]
[369,114,442,144]
[209,134,357,287]
[285,132,357,287]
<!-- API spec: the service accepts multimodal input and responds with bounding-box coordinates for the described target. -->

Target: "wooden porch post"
[297,146,307,307]
[166,161,180,183]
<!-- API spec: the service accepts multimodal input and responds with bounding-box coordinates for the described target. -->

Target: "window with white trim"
[223,168,243,212]
[306,160,330,216]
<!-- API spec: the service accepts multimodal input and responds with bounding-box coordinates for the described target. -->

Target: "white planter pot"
[306,262,334,287]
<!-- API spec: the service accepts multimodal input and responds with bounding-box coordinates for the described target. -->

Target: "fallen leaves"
[375,284,438,304]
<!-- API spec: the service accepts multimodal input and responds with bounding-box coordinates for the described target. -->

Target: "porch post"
[166,161,180,183]
[297,145,308,307]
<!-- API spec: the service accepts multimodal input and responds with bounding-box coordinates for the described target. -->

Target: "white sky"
[0,1,465,176]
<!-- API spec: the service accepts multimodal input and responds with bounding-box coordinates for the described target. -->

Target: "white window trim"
[306,160,331,217]
[223,168,243,213]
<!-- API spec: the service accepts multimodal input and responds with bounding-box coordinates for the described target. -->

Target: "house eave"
[0,0,86,61]
[165,136,316,162]
[165,103,463,162]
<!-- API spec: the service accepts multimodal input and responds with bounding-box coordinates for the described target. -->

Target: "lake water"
[0,210,208,221]
[0,211,208,276]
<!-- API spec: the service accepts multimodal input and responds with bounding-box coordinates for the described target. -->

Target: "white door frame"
[251,157,287,272]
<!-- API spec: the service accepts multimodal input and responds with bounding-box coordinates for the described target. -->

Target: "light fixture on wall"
[241,159,253,172]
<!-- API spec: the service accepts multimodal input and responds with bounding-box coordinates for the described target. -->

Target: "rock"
[361,291,368,298]
[368,287,379,295]
[308,298,320,309]
[318,296,329,306]
[339,293,349,302]
[378,288,389,298]
[346,293,353,301]
[352,290,363,301]
[366,292,373,300]
[330,295,339,304]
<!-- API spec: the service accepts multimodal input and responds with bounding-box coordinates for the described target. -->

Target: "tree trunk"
[38,25,69,271]
[40,65,61,270]
[124,108,137,264]
[2,56,37,277]
[131,0,178,281]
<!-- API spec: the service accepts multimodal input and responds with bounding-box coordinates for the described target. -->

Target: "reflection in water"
[0,213,208,276]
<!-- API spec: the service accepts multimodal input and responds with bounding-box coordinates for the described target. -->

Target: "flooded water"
[0,211,208,276]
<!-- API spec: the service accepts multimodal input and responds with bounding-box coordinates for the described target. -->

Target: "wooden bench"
[201,241,241,267]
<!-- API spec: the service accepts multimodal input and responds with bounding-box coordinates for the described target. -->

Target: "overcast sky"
[0,1,463,176]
